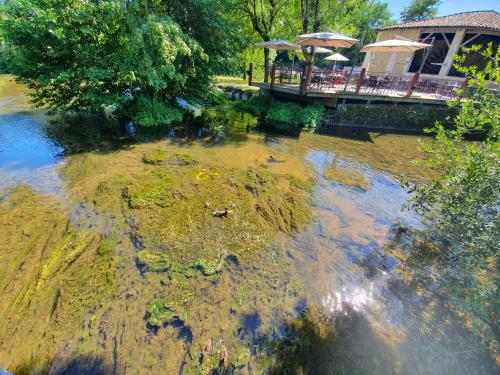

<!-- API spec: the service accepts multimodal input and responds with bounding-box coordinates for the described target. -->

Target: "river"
[0,75,496,374]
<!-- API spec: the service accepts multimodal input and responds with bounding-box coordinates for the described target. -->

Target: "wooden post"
[248,63,253,86]
[406,72,420,97]
[355,68,366,94]
[270,64,276,90]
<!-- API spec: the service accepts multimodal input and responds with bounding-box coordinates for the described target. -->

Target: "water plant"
[146,299,177,327]
[146,299,189,328]
[264,101,325,128]
[194,258,225,276]
[142,149,168,164]
[124,174,174,209]
[136,250,171,272]
[299,104,325,128]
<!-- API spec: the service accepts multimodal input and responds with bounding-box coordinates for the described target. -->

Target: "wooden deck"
[251,82,450,107]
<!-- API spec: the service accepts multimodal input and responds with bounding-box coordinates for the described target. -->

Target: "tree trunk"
[264,48,270,83]
[299,47,315,95]
[242,62,246,80]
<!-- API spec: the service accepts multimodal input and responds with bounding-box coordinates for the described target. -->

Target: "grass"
[215,75,259,91]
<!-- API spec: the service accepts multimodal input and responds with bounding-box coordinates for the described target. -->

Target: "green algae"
[37,230,96,289]
[146,299,189,327]
[137,250,171,272]
[143,149,197,166]
[195,168,219,181]
[124,173,174,208]
[96,231,119,255]
[194,258,225,276]
[243,167,311,233]
[233,347,252,367]
[146,299,177,327]
[325,163,368,191]
[142,148,168,164]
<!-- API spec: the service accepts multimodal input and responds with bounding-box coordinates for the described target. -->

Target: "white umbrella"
[255,39,302,74]
[324,53,349,62]
[361,39,432,53]
[255,39,301,51]
[300,46,333,54]
[297,31,358,48]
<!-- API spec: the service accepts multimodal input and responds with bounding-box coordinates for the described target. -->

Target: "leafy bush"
[199,85,229,105]
[235,95,325,127]
[132,97,183,127]
[265,101,325,127]
[299,104,325,128]
[234,94,272,115]
[409,44,499,353]
[266,102,302,125]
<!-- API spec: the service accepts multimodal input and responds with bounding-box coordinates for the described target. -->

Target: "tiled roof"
[379,11,500,32]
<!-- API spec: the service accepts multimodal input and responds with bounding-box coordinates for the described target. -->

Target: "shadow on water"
[268,305,396,375]
[13,355,112,375]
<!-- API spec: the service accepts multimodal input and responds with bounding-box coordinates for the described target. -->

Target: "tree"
[237,0,288,82]
[298,0,320,94]
[400,0,440,22]
[410,44,499,350]
[2,0,242,125]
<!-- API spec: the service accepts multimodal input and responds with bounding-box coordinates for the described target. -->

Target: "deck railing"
[249,63,465,100]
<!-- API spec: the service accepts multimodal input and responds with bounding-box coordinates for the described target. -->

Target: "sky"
[386,0,499,20]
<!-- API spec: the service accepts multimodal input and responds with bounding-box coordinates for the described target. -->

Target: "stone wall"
[323,102,455,132]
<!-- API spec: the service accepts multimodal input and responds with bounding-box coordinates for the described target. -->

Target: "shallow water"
[0,76,496,374]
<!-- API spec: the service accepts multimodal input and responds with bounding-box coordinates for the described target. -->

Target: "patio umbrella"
[324,52,349,69]
[301,46,333,54]
[255,39,301,51]
[255,39,302,73]
[324,52,349,61]
[360,39,432,53]
[297,31,358,48]
[361,39,432,74]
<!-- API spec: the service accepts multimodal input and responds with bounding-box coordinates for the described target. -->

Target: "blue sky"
[386,0,499,20]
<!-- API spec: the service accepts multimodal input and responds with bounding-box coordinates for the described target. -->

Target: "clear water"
[0,75,496,374]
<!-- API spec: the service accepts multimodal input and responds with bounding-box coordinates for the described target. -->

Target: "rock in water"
[125,119,136,136]
[212,208,228,218]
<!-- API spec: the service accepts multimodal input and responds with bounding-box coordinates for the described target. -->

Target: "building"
[362,10,500,78]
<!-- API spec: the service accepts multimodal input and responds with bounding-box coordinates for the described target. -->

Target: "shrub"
[265,102,302,125]
[234,94,272,115]
[132,97,183,127]
[299,104,325,128]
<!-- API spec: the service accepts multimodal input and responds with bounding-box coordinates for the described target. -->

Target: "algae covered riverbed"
[0,76,497,374]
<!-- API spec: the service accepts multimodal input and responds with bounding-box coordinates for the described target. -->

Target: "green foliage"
[142,149,168,165]
[132,97,183,127]
[409,44,499,349]
[235,95,325,127]
[137,250,172,273]
[194,258,225,276]
[265,101,325,128]
[400,0,440,22]
[299,104,325,128]
[124,174,174,208]
[2,0,242,118]
[234,93,272,115]
[266,102,303,125]
[146,299,176,327]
